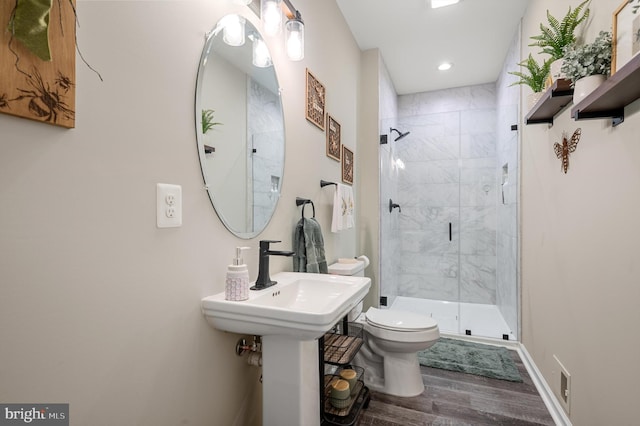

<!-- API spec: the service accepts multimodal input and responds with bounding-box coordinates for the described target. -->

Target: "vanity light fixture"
[430,0,460,9]
[285,10,304,61]
[282,0,305,60]
[234,0,305,61]
[438,62,452,71]
[221,14,246,47]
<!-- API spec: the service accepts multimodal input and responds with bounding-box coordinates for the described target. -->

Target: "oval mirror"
[195,15,285,239]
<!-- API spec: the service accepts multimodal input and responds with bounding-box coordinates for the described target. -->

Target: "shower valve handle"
[389,199,401,213]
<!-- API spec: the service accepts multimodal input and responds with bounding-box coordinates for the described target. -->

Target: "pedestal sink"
[201,272,371,426]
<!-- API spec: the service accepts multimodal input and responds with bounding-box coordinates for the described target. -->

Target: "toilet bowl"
[354,307,439,397]
[328,258,440,397]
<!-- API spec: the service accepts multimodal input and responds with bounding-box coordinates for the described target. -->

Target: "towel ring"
[295,197,315,218]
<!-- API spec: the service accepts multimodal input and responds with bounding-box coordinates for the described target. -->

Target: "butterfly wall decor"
[554,128,581,174]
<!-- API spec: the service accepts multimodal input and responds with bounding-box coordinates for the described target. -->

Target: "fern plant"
[202,109,222,134]
[529,0,590,61]
[508,54,552,93]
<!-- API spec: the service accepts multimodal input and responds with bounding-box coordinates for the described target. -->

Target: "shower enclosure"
[379,83,519,341]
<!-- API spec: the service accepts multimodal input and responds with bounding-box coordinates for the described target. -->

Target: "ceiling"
[335,0,530,95]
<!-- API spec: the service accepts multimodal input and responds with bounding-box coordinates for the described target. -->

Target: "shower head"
[390,127,410,141]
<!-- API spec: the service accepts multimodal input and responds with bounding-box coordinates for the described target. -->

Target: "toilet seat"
[365,307,437,331]
[361,308,440,345]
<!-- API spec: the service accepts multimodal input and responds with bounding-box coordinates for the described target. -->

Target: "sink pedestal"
[201,272,371,425]
[262,335,319,426]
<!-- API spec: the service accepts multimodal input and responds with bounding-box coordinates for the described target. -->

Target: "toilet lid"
[365,308,437,331]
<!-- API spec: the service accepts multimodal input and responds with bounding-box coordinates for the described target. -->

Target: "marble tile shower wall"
[395,85,498,304]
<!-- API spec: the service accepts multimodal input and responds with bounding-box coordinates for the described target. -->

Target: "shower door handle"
[449,222,452,241]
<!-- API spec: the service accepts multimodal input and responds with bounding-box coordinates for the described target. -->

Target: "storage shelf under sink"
[320,321,370,425]
[323,323,363,365]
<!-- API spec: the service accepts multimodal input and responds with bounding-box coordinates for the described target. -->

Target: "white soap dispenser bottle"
[225,247,250,301]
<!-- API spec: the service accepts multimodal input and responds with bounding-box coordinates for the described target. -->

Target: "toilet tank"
[328,257,369,321]
[328,258,365,277]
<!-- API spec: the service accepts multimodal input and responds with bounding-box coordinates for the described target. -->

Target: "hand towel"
[332,183,355,233]
[293,217,328,273]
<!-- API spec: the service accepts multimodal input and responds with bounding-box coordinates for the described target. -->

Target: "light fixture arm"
[282,0,300,19]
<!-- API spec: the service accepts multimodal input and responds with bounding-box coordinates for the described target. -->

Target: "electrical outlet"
[553,355,571,414]
[157,183,182,228]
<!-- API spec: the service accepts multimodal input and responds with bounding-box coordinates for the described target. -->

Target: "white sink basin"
[201,272,370,340]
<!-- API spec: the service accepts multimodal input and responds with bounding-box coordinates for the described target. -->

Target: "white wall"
[0,1,361,425]
[357,49,381,310]
[521,1,640,424]
[202,55,249,231]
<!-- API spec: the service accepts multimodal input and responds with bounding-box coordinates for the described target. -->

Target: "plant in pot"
[529,0,590,81]
[561,30,612,103]
[509,54,552,111]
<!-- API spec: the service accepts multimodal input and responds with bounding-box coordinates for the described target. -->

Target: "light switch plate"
[157,183,182,228]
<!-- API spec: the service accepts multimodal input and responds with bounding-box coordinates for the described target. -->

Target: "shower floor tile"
[391,296,514,340]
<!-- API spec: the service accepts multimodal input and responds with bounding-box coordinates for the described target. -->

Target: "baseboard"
[516,344,571,426]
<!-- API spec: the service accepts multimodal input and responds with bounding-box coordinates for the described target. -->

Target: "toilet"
[328,257,440,397]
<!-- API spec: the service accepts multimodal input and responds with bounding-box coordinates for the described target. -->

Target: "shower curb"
[517,344,571,426]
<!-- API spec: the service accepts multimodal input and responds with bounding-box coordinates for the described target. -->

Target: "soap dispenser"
[225,247,250,301]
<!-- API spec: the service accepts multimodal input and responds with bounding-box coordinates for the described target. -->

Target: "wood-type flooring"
[356,348,555,425]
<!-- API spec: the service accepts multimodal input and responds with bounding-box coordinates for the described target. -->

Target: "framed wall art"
[326,114,341,161]
[342,146,353,185]
[0,0,76,128]
[612,0,640,74]
[305,68,325,130]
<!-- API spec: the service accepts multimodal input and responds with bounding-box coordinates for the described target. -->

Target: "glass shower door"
[392,111,462,334]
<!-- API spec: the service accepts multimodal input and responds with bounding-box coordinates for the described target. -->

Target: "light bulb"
[261,0,282,36]
[222,15,245,47]
[253,37,272,68]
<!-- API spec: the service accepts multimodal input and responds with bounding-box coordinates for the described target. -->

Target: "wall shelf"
[571,54,640,127]
[525,79,573,126]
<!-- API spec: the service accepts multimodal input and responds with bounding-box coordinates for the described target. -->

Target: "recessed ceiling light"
[438,62,452,71]
[431,0,460,9]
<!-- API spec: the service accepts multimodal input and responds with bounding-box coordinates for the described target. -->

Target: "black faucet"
[251,240,295,290]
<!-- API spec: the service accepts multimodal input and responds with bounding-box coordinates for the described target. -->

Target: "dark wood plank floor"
[357,348,555,426]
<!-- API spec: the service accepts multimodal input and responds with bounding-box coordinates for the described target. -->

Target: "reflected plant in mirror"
[202,109,222,134]
[195,14,285,239]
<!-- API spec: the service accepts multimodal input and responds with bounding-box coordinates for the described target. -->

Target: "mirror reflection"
[195,14,285,239]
